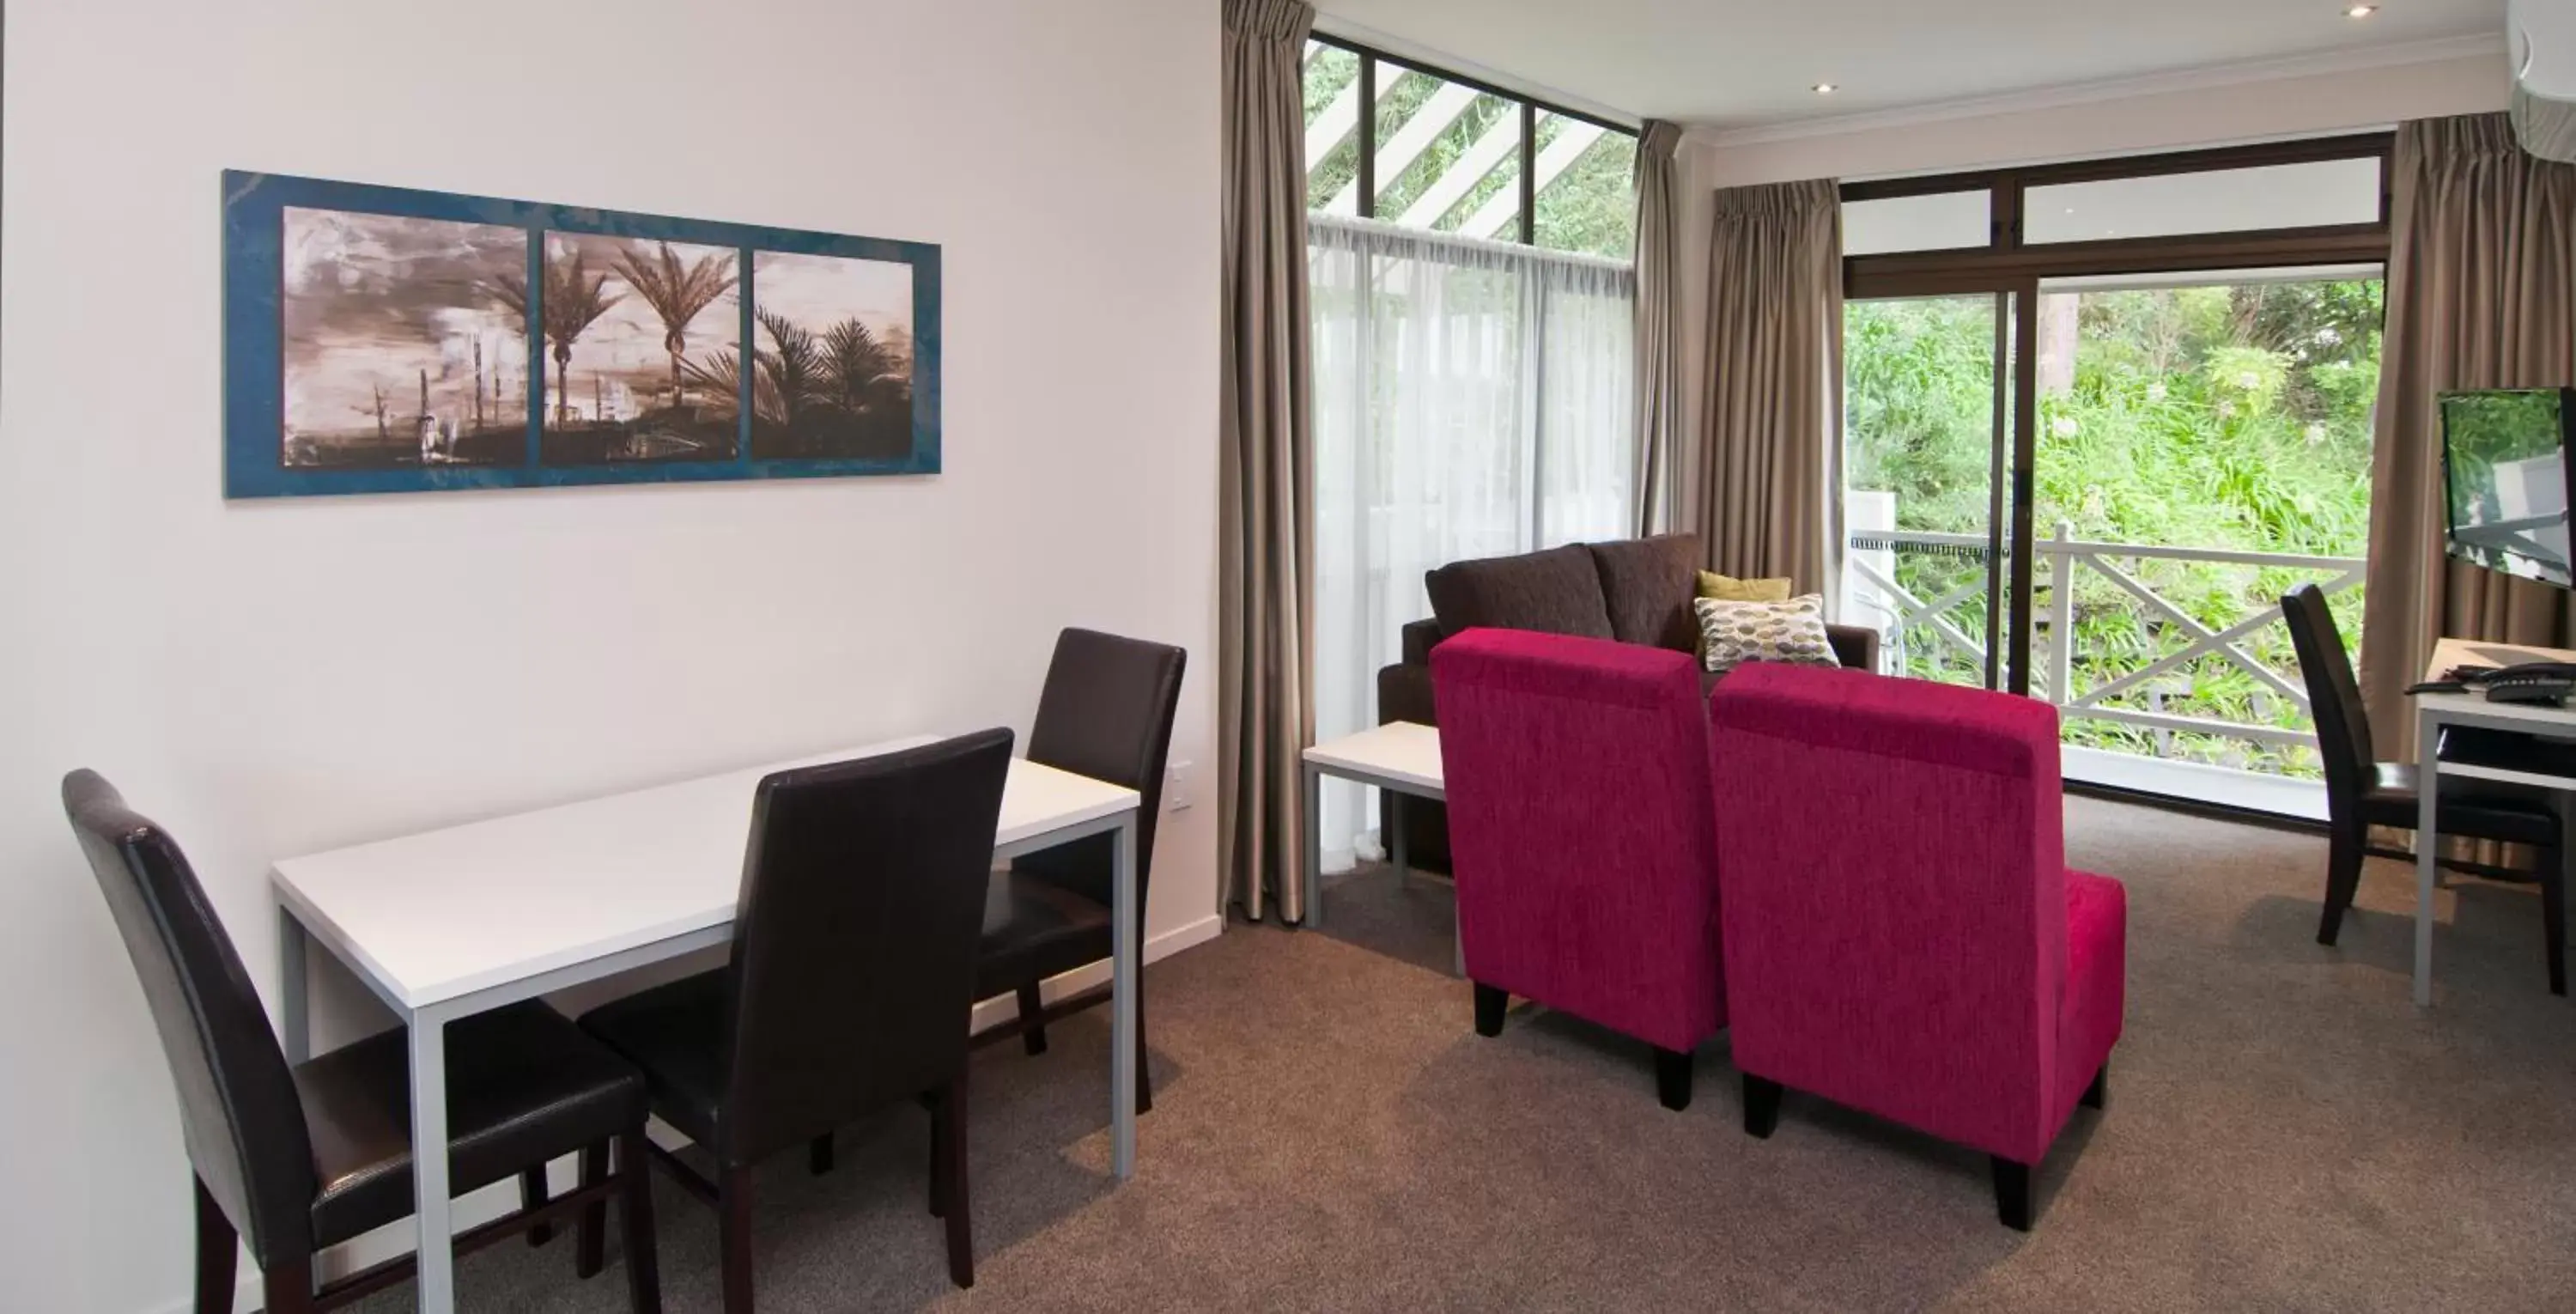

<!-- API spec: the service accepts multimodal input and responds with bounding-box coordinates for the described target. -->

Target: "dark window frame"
[1307,31,1638,248]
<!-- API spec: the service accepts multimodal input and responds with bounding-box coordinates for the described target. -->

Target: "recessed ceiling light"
[2346,4,2377,16]
[1813,82,1838,94]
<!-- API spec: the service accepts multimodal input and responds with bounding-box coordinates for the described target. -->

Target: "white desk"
[2410,637,2576,1005]
[271,736,1142,1314]
[1300,722,1450,964]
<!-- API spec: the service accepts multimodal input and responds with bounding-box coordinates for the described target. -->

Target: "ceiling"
[1310,0,2506,131]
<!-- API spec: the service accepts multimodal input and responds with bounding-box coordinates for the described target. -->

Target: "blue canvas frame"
[222,170,941,497]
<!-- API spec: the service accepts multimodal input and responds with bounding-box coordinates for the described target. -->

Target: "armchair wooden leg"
[2318,825,2365,946]
[617,1131,662,1314]
[2082,1061,2108,1110]
[521,1164,555,1246]
[1017,982,1048,1055]
[575,1141,609,1280]
[1742,1074,1783,1139]
[260,1258,316,1314]
[936,1072,974,1289]
[1653,1047,1693,1111]
[1992,1156,2034,1232]
[193,1177,236,1314]
[719,1165,756,1314]
[1472,982,1507,1037]
[808,1134,834,1176]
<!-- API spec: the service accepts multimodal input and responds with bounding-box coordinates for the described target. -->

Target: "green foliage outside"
[1300,43,1634,260]
[1844,279,2385,776]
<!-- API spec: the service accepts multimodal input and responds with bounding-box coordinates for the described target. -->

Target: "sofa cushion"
[1586,534,1703,652]
[1425,544,1615,641]
[1695,593,1841,673]
[1697,569,1792,603]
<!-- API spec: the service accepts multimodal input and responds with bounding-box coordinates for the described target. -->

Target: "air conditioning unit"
[2513,0,2576,161]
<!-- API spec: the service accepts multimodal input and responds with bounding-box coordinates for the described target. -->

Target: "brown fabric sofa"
[1373,533,1880,874]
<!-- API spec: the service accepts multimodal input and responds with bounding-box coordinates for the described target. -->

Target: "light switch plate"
[1164,760,1194,812]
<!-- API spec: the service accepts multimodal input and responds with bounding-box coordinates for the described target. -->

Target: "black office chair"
[972,628,1186,1108]
[2281,584,2568,994]
[580,730,1013,1309]
[63,770,659,1314]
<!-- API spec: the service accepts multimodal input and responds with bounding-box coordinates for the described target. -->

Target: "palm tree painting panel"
[224,170,941,498]
[528,234,741,465]
[279,208,528,470]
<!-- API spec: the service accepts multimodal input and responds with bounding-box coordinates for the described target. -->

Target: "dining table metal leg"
[2414,704,2440,1007]
[1110,813,1138,1180]
[278,903,310,1064]
[410,1009,457,1312]
[1301,761,1323,931]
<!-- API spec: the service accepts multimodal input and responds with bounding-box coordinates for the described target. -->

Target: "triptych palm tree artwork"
[270,198,920,478]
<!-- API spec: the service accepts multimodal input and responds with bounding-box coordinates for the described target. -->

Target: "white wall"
[1668,48,2512,518]
[0,3,1220,1311]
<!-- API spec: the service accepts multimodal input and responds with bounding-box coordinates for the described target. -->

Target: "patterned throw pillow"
[1696,569,1794,603]
[1695,593,1839,673]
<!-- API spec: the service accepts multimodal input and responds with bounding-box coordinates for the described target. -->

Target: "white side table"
[1300,722,1448,959]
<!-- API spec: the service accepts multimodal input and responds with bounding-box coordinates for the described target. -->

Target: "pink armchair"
[1707,664,2125,1230]
[1431,628,1726,1110]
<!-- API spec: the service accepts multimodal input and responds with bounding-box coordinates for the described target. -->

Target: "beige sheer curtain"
[1688,179,1842,594]
[2358,113,2576,754]
[1630,120,1685,536]
[1219,0,1316,922]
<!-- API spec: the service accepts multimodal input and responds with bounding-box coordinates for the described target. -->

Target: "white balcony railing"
[1844,525,2366,769]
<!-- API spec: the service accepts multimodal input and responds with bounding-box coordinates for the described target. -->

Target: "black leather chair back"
[720,730,1013,1166]
[2282,584,2372,830]
[1016,629,1187,916]
[63,770,316,1266]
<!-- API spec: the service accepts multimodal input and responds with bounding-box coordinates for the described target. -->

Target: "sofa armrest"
[1825,623,1880,672]
[1377,658,1437,727]
[1399,617,1444,667]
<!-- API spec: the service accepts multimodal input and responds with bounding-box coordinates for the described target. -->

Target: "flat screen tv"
[2440,386,2576,589]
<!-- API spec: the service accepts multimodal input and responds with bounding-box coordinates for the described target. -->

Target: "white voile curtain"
[1308,213,1636,866]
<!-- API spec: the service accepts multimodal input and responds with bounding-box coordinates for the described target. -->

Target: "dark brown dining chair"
[579,730,1014,1310]
[2282,584,2567,994]
[62,770,659,1314]
[970,628,1185,1107]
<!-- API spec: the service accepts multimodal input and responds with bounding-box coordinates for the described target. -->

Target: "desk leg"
[278,903,310,1065]
[1110,813,1138,1181]
[410,1010,456,1313]
[2415,705,2440,1008]
[1301,761,1323,931]
[1389,789,1409,890]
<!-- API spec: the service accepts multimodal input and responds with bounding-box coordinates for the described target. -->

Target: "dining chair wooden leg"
[616,1131,662,1314]
[1134,975,1153,1115]
[927,1089,949,1218]
[574,1141,609,1279]
[719,1165,756,1314]
[192,1177,236,1314]
[260,1258,317,1314]
[1016,982,1048,1055]
[2318,824,2366,946]
[520,1164,556,1247]
[807,1133,834,1176]
[2544,843,2567,997]
[937,1073,974,1289]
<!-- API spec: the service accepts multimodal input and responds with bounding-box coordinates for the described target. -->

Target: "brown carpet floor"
[355,797,2576,1312]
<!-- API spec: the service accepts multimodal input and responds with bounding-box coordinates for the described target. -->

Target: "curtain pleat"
[2358,113,2576,758]
[1219,0,1317,923]
[1631,121,1684,537]
[1689,179,1843,599]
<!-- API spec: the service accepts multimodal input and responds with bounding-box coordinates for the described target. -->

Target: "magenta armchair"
[1707,664,2125,1230]
[1431,628,1726,1110]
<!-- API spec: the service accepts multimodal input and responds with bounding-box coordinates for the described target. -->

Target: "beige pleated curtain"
[2357,113,2576,754]
[1218,0,1316,923]
[1690,179,1843,594]
[1630,120,1685,536]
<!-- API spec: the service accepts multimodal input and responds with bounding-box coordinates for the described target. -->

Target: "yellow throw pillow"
[1697,570,1793,603]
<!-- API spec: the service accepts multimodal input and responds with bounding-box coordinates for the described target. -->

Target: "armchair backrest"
[1431,628,1725,1052]
[1708,664,2067,1160]
[721,730,1012,1166]
[63,770,317,1266]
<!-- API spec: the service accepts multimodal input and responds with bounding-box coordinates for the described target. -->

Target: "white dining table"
[270,734,1142,1314]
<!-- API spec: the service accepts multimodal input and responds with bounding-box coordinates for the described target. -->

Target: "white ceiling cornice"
[1309,12,1643,129]
[1682,31,2506,150]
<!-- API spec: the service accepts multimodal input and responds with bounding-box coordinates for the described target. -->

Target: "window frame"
[1307,31,1638,250]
